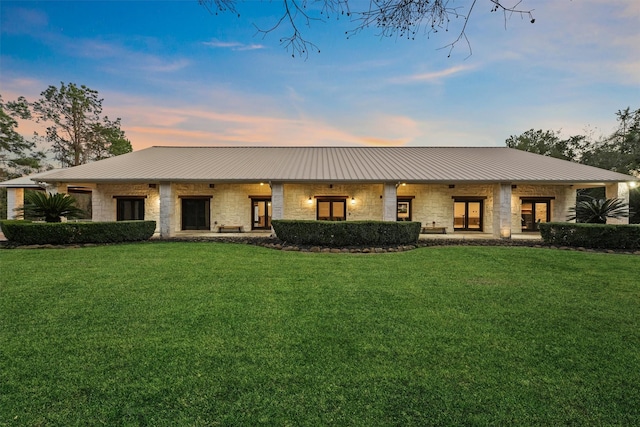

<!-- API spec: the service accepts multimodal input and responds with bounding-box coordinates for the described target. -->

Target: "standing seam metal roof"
[20,146,637,183]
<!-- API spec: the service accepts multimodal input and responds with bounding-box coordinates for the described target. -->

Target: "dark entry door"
[182,198,210,230]
[252,199,272,230]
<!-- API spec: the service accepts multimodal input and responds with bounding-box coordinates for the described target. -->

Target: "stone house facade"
[2,146,636,239]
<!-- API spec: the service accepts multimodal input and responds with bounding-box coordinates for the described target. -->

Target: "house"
[1,146,637,238]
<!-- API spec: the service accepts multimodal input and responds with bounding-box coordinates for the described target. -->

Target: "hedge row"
[272,220,421,247]
[538,222,640,250]
[0,220,156,245]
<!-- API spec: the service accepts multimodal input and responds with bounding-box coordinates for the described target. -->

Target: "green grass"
[1,243,639,426]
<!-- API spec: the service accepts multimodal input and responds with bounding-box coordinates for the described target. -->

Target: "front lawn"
[1,243,638,426]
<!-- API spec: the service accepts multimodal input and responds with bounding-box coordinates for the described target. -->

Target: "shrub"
[19,191,85,223]
[567,197,629,224]
[0,220,156,245]
[272,220,421,247]
[539,222,640,250]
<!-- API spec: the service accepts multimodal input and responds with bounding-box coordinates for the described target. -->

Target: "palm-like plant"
[20,191,85,223]
[567,197,629,223]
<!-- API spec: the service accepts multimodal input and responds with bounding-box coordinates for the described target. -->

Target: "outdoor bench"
[421,226,447,234]
[218,225,244,233]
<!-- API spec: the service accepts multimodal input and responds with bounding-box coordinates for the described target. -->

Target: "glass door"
[521,200,550,231]
[252,199,272,230]
[181,198,210,230]
[454,200,483,231]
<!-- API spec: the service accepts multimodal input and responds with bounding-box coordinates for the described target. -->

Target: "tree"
[19,191,85,223]
[505,129,584,162]
[506,107,640,223]
[199,0,535,58]
[87,118,133,162]
[31,82,132,167]
[580,108,640,175]
[1,95,48,219]
[0,95,46,180]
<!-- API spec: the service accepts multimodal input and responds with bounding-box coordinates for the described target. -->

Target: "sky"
[1,0,639,153]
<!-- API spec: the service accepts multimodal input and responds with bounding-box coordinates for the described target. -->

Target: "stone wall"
[282,183,384,221]
[86,181,577,235]
[207,183,271,231]
[92,183,160,230]
[511,185,575,232]
[398,183,494,233]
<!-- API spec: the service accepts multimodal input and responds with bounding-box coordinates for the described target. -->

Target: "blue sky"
[1,1,639,151]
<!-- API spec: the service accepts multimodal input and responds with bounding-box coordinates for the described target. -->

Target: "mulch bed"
[2,236,639,255]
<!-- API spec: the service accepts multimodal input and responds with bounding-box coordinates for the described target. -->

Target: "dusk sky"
[1,1,638,152]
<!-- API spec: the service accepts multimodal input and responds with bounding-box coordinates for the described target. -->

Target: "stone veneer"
[33,181,581,236]
[283,183,384,221]
[92,183,160,230]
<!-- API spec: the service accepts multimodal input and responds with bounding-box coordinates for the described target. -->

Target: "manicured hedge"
[272,220,421,247]
[538,222,640,250]
[0,220,156,245]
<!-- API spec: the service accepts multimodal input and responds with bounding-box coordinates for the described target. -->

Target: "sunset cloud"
[390,65,475,84]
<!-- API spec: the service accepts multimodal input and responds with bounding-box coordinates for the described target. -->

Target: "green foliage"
[567,197,629,223]
[539,222,640,249]
[0,220,156,245]
[19,191,85,223]
[1,244,639,425]
[505,129,583,161]
[0,95,46,179]
[506,107,640,176]
[89,117,133,160]
[581,107,640,175]
[272,220,421,246]
[31,82,132,166]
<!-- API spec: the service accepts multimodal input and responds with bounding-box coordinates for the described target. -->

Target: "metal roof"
[0,170,55,188]
[10,146,637,184]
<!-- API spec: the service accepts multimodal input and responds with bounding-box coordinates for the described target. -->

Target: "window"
[181,197,211,230]
[397,198,413,221]
[116,197,145,221]
[521,198,552,231]
[317,198,346,221]
[453,198,484,231]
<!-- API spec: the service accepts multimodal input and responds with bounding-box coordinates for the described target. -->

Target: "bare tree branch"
[198,1,535,59]
[198,0,238,16]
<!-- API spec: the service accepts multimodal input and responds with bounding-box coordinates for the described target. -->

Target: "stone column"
[271,182,284,220]
[382,183,397,222]
[159,181,175,238]
[91,185,105,222]
[605,182,630,224]
[6,188,24,220]
[493,183,512,239]
[555,186,576,223]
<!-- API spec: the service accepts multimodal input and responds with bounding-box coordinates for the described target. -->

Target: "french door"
[453,200,483,231]
[252,198,272,230]
[521,199,550,231]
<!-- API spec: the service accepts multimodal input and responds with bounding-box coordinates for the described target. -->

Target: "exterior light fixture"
[629,181,638,189]
[308,196,313,204]
[351,197,355,205]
